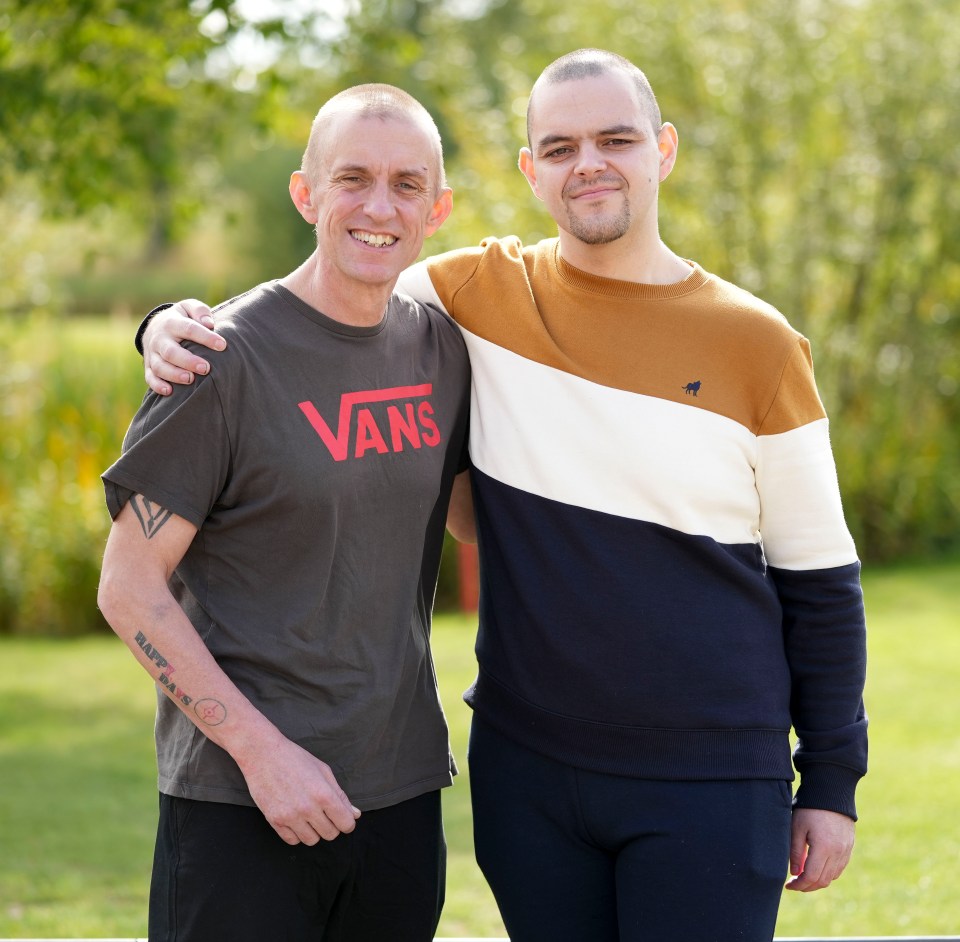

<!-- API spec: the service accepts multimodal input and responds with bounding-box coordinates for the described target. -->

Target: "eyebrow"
[334,162,430,179]
[536,125,643,150]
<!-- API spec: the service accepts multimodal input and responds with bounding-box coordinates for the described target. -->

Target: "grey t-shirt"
[103,282,470,811]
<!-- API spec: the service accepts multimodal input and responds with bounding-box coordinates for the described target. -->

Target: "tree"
[0,0,255,250]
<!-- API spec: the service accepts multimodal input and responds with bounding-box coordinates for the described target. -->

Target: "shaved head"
[302,84,446,195]
[528,49,662,146]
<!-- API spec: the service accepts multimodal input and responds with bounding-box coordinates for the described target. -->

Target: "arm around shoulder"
[140,299,225,396]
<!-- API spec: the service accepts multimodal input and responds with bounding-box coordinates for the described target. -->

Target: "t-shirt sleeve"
[102,373,231,529]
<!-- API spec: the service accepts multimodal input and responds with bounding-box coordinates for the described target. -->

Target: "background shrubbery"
[1,316,141,635]
[2,0,959,636]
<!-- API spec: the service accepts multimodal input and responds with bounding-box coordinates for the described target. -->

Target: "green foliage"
[3,565,960,936]
[0,0,261,253]
[0,314,146,635]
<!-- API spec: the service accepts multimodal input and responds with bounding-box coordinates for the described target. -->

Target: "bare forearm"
[100,574,281,766]
[98,498,360,842]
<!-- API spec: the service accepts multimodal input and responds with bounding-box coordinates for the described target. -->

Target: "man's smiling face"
[304,110,450,292]
[521,69,669,248]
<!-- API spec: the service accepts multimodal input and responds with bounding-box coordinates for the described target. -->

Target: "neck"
[556,228,691,285]
[280,252,392,327]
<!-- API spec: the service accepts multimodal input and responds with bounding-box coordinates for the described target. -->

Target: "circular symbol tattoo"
[194,698,227,727]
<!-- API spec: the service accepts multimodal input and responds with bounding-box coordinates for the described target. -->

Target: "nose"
[363,180,397,221]
[573,142,607,176]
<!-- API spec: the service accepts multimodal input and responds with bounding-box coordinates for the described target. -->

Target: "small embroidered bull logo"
[682,380,702,396]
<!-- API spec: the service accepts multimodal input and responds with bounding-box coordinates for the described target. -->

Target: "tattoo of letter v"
[131,495,173,539]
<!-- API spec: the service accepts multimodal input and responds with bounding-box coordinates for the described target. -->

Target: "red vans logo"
[298,384,441,461]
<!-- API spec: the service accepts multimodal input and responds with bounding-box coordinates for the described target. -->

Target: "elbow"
[96,568,127,632]
[446,517,478,544]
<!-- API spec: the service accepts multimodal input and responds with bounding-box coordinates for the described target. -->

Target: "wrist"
[135,303,175,356]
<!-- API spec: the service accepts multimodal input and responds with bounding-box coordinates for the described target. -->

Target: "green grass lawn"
[1,557,958,938]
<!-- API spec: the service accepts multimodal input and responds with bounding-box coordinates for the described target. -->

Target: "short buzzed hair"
[527,49,662,146]
[301,83,446,193]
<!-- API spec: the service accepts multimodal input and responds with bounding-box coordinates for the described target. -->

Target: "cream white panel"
[461,328,761,545]
[756,420,859,569]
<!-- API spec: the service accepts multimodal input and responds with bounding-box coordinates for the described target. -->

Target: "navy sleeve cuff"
[793,762,863,820]
[135,303,175,356]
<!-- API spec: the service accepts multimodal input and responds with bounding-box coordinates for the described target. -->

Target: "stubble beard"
[564,201,631,246]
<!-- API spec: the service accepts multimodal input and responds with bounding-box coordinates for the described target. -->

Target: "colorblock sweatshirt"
[398,236,867,819]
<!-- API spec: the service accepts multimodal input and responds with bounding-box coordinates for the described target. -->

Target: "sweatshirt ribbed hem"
[465,668,795,782]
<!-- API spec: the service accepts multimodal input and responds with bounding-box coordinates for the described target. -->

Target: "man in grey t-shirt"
[98,84,470,942]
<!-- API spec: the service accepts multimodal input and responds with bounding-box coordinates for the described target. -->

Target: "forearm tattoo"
[133,630,227,727]
[131,494,173,539]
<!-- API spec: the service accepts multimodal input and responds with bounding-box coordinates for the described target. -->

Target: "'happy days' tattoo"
[134,631,227,726]
[135,630,191,705]
[131,495,173,539]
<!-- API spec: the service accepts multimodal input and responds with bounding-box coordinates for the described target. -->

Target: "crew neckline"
[552,242,709,301]
[271,282,388,337]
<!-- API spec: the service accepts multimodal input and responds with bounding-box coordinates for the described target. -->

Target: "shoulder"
[388,293,467,351]
[416,236,554,316]
[179,282,279,369]
[697,267,803,342]
[425,235,548,285]
[209,282,278,338]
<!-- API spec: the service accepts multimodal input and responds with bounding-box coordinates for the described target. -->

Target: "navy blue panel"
[471,468,788,732]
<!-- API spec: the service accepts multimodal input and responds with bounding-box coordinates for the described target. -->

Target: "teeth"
[351,231,396,247]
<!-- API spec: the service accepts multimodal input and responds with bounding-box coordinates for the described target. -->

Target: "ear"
[518,148,544,201]
[657,123,679,182]
[424,187,454,238]
[289,171,318,224]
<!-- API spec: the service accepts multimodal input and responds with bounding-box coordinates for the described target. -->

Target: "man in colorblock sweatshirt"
[136,49,866,942]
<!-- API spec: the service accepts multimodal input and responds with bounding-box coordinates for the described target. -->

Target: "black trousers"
[149,790,445,942]
[469,716,792,942]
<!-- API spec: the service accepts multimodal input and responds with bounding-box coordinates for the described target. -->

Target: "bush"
[0,313,143,635]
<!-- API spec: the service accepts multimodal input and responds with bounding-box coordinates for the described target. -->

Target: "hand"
[144,299,225,396]
[239,734,362,845]
[785,807,855,892]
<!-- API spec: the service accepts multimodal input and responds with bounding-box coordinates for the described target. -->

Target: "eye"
[543,146,574,159]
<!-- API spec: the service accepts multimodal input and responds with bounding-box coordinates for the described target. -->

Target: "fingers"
[785,854,847,892]
[181,298,216,328]
[785,808,855,892]
[140,301,226,395]
[143,323,221,395]
[266,772,361,846]
[145,367,172,397]
[272,802,361,846]
[274,815,342,847]
[147,338,212,381]
[167,305,223,353]
[242,741,362,847]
